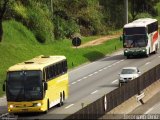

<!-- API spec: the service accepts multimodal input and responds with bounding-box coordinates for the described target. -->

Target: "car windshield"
[123,34,148,48]
[121,69,137,74]
[6,71,43,101]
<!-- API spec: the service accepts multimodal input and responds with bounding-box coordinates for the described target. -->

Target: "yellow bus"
[3,55,69,113]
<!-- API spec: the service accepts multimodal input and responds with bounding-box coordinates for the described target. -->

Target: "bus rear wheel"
[153,46,158,54]
[57,93,64,107]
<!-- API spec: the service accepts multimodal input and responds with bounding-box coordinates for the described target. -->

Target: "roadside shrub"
[27,5,54,43]
[53,16,80,39]
[135,13,152,19]
[154,2,160,22]
[11,1,54,43]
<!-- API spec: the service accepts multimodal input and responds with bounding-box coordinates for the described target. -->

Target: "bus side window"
[49,66,54,79]
[43,69,46,81]
[62,60,67,73]
[64,60,67,72]
[56,64,59,76]
[46,67,49,80]
[62,61,65,73]
[52,65,56,77]
[59,62,63,74]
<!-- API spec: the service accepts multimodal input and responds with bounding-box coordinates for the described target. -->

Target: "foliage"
[130,0,160,20]
[1,0,160,41]
[53,16,80,39]
[0,0,11,42]
[154,2,160,22]
[8,0,54,43]
[52,0,107,38]
[135,13,152,19]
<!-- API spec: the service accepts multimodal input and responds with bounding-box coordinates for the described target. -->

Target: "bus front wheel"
[126,56,130,59]
[44,100,49,114]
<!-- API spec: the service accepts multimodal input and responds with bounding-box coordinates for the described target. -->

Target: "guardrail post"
[137,78,144,104]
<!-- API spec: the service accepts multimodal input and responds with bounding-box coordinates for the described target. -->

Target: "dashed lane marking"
[65,104,74,109]
[91,90,98,95]
[112,79,118,84]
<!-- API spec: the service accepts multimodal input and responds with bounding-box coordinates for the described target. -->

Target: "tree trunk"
[0,19,3,42]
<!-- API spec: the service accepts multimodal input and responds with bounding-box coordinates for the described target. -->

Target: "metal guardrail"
[65,64,160,119]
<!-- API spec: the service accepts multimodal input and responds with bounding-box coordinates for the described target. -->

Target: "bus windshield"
[123,34,148,48]
[6,71,43,101]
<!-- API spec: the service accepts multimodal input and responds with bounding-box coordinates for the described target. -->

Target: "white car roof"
[122,67,137,70]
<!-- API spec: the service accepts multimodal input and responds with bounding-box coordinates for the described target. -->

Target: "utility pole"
[51,0,53,14]
[125,0,128,24]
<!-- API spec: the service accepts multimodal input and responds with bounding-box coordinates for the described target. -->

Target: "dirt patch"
[77,34,121,48]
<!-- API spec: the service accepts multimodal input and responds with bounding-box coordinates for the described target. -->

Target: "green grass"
[0,20,123,96]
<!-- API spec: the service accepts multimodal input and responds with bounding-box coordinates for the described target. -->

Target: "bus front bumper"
[124,49,147,56]
[7,101,47,113]
[8,107,45,113]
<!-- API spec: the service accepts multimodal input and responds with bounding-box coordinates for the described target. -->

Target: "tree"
[0,0,10,42]
[130,0,159,20]
[99,0,125,28]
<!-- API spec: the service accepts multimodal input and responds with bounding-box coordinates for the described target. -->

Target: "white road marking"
[103,67,107,70]
[65,104,74,109]
[145,108,153,114]
[112,79,118,84]
[77,79,82,82]
[116,61,120,64]
[69,59,124,86]
[91,90,98,95]
[83,76,87,79]
[120,59,125,62]
[0,113,9,118]
[88,74,93,77]
[145,62,151,65]
[94,71,98,74]
[71,82,77,85]
[144,102,160,114]
[69,52,123,74]
[112,63,117,65]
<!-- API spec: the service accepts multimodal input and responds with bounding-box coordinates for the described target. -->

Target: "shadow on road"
[83,51,105,62]
[99,84,118,88]
[100,54,125,61]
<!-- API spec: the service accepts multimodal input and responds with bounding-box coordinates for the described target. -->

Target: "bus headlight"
[9,104,14,108]
[142,49,146,52]
[37,103,42,107]
[33,103,42,107]
[125,50,128,53]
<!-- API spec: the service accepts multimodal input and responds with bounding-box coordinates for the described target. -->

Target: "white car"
[119,67,140,87]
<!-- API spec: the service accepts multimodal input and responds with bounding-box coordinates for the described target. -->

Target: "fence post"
[137,78,144,104]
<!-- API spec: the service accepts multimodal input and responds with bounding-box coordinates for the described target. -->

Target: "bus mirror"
[120,36,123,41]
[3,84,5,91]
[44,82,48,91]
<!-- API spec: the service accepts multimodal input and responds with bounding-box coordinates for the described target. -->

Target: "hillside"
[0,20,122,96]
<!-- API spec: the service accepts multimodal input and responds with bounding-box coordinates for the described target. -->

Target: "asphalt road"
[1,49,160,119]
